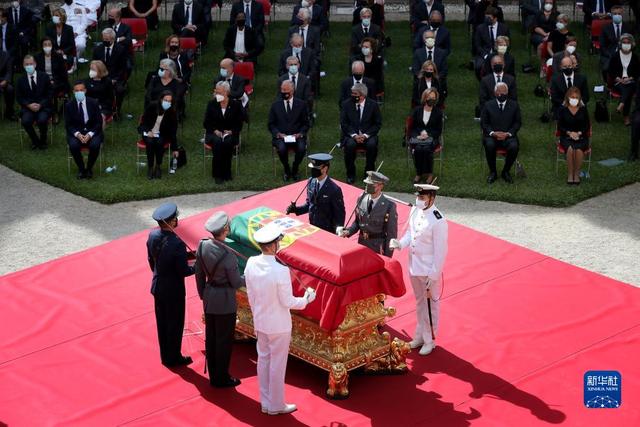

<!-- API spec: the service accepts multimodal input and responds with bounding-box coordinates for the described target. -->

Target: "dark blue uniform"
[146,229,195,366]
[294,177,346,233]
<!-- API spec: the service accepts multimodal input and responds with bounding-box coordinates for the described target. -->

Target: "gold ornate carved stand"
[235,291,410,399]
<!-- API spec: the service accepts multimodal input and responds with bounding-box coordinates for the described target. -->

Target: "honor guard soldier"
[146,202,195,367]
[244,223,317,415]
[340,171,398,257]
[390,183,448,356]
[195,211,245,388]
[286,153,346,233]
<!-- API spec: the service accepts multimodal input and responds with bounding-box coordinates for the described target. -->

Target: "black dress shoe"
[77,171,85,179]
[501,171,513,183]
[147,168,154,180]
[293,173,301,181]
[154,167,162,179]
[487,172,497,184]
[346,177,355,184]
[86,169,93,179]
[283,173,290,182]
[31,144,38,150]
[164,355,193,367]
[38,144,48,150]
[215,178,224,184]
[213,376,241,388]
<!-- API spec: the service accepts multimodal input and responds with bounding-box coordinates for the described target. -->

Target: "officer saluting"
[340,171,398,257]
[146,202,195,367]
[286,153,346,233]
[390,183,448,356]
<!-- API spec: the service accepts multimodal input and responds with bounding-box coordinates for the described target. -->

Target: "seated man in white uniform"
[390,183,448,356]
[61,0,89,59]
[244,223,316,415]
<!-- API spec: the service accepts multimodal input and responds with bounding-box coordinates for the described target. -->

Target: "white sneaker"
[419,343,436,356]
[268,403,297,415]
[409,339,424,349]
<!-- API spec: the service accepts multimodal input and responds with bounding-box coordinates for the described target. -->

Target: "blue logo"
[584,371,621,408]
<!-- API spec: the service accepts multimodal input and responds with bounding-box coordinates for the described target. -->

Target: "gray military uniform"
[346,193,398,257]
[195,239,245,314]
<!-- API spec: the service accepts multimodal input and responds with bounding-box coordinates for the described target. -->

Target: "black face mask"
[281,92,291,100]
[237,20,245,27]
[107,18,115,27]
[424,71,434,78]
[493,64,504,73]
[64,0,72,5]
[496,94,507,103]
[562,67,573,76]
[426,99,437,107]
[485,16,493,25]
[170,45,179,51]
[352,95,361,103]
[352,73,363,81]
[103,41,112,47]
[430,22,441,29]
[310,167,322,178]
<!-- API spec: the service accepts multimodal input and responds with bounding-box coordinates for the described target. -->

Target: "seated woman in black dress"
[531,0,558,53]
[203,81,245,184]
[546,13,572,58]
[608,34,640,125]
[557,86,590,185]
[350,37,385,96]
[159,34,193,85]
[412,60,443,109]
[408,87,444,184]
[138,91,178,179]
[35,37,69,121]
[123,0,159,31]
[46,8,76,69]
[144,58,186,117]
[84,60,115,124]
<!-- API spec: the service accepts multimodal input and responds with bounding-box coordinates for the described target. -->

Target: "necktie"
[567,77,572,88]
[14,9,18,25]
[245,4,251,27]
[490,25,495,46]
[286,101,291,114]
[598,0,603,13]
[616,24,621,40]
[497,74,502,83]
[367,199,373,214]
[300,28,305,46]
[356,103,362,127]
[185,5,190,24]
[105,47,111,63]
[78,102,86,124]
[427,49,432,61]
[291,75,296,88]
[314,181,320,199]
[364,26,368,35]
[30,75,36,90]
[499,102,504,112]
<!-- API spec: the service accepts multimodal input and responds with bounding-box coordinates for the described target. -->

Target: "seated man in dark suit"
[268,80,310,181]
[278,33,317,77]
[340,82,382,183]
[93,28,128,116]
[65,81,103,179]
[0,50,15,120]
[582,0,613,28]
[223,12,260,64]
[550,56,589,117]
[16,55,52,149]
[107,8,132,52]
[291,0,327,34]
[478,55,517,113]
[411,0,445,34]
[215,58,248,107]
[473,6,510,66]
[412,10,451,55]
[230,0,265,40]
[520,0,543,33]
[598,5,630,76]
[7,0,35,61]
[0,9,18,62]
[413,29,448,80]
[287,7,321,56]
[351,7,384,55]
[278,55,313,115]
[172,0,206,44]
[480,82,521,184]
[338,60,376,107]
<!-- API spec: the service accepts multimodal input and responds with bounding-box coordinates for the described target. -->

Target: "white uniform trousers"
[256,331,291,412]
[75,34,87,56]
[410,275,441,346]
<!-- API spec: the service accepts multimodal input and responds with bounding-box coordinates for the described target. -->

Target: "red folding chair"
[405,115,444,177]
[122,18,148,68]
[555,127,592,175]
[256,0,271,35]
[179,37,198,59]
[590,18,612,53]
[234,61,255,96]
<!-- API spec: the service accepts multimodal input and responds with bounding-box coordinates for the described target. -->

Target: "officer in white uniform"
[62,0,89,58]
[390,183,448,356]
[244,223,316,415]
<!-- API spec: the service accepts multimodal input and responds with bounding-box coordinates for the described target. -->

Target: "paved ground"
[1,164,638,286]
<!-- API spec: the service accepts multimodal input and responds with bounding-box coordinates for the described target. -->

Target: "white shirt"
[398,204,448,279]
[299,24,309,46]
[74,100,95,137]
[367,193,381,209]
[289,72,299,88]
[234,28,246,54]
[564,72,574,87]
[315,175,327,191]
[494,73,503,83]
[184,3,193,26]
[27,72,38,89]
[620,51,632,78]
[62,3,88,34]
[245,254,308,334]
[422,109,431,125]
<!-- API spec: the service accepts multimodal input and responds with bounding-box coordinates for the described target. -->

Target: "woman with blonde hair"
[557,86,590,185]
[409,87,444,183]
[84,60,115,123]
[412,60,443,108]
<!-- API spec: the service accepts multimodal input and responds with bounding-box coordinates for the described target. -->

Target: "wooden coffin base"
[235,290,410,399]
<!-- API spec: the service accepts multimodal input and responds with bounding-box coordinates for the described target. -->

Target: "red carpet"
[1,182,638,426]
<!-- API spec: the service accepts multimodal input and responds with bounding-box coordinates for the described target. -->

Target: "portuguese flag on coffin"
[227,207,406,331]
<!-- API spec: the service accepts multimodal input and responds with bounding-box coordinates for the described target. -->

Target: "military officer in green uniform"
[339,171,398,257]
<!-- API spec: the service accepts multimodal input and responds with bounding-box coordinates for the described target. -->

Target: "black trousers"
[205,312,237,385]
[113,79,127,113]
[0,84,15,116]
[410,139,438,175]
[21,109,50,146]
[143,136,167,169]
[344,136,378,180]
[154,293,186,366]
[483,136,519,174]
[273,138,306,175]
[631,110,640,157]
[208,134,238,180]
[68,134,103,173]
[615,82,636,116]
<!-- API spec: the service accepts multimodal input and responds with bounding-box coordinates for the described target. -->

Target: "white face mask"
[43,46,52,54]
[544,3,553,11]
[425,38,435,48]
[12,1,19,9]
[556,22,565,31]
[415,199,426,210]
[89,69,98,78]
[569,97,579,107]
[566,45,576,54]
[497,45,507,54]
[621,43,632,52]
[215,94,225,102]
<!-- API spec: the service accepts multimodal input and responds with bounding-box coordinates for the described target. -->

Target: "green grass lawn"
[0,21,638,206]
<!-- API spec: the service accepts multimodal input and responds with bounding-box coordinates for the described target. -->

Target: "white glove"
[389,239,401,249]
[304,287,316,303]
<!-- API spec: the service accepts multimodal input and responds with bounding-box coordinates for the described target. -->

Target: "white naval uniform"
[245,254,308,413]
[62,3,88,56]
[398,204,448,346]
